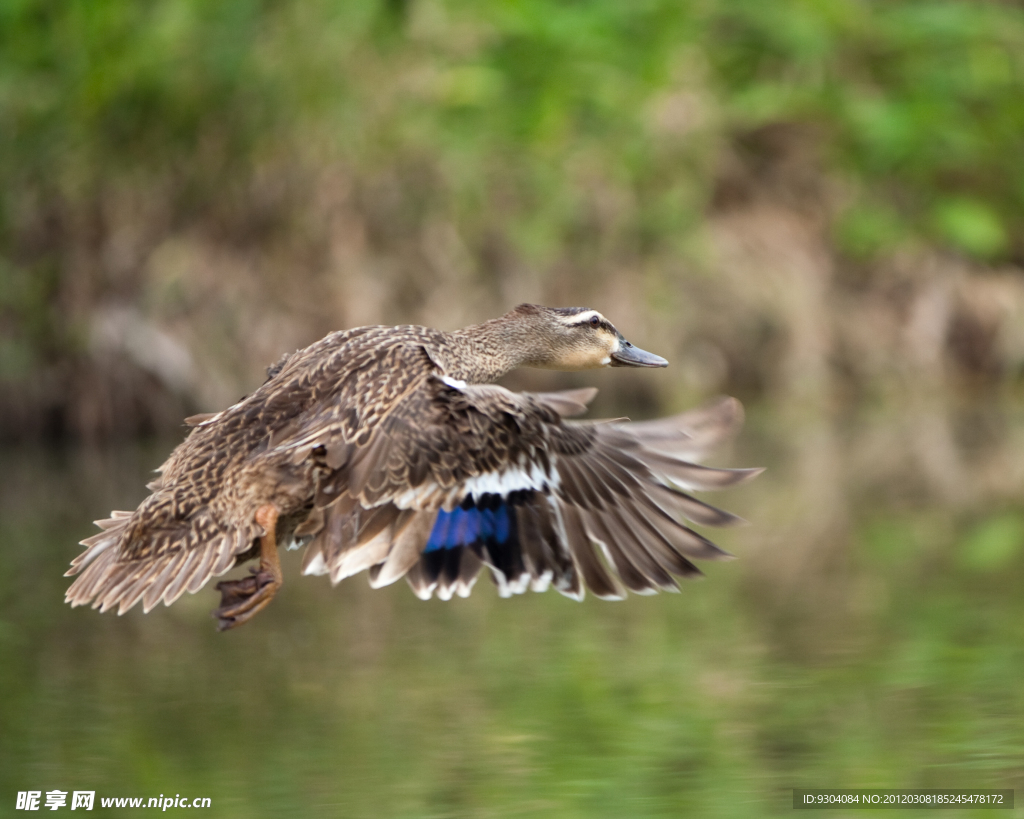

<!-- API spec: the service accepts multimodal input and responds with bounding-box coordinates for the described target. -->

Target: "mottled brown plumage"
[67,304,762,629]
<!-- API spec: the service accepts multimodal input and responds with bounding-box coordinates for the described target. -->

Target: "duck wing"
[287,376,761,602]
[64,327,434,616]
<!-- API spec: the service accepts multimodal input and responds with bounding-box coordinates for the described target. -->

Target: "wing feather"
[211,532,243,576]
[370,512,436,588]
[187,541,220,593]
[560,505,624,600]
[140,551,188,613]
[582,509,662,595]
[597,508,680,593]
[293,389,756,601]
[161,548,203,606]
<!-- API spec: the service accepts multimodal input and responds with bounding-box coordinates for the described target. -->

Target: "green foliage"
[959,512,1024,572]
[1,0,1023,412]
[3,0,1021,261]
[711,0,1024,260]
[930,198,1008,259]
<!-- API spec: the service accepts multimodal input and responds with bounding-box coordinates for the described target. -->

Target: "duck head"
[511,304,669,371]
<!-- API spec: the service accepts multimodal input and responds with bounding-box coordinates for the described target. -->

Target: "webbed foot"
[212,504,282,631]
[213,568,280,630]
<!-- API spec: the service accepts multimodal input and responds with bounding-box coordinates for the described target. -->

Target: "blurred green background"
[3,0,1024,815]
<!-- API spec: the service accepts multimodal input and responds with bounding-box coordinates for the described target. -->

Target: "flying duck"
[66,304,762,630]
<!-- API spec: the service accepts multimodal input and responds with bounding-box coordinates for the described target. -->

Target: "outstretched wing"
[288,379,761,602]
[64,330,440,616]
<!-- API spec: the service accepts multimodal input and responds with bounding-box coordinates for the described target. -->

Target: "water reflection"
[3,401,1024,816]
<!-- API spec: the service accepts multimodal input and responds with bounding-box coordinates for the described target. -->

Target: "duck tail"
[66,499,259,615]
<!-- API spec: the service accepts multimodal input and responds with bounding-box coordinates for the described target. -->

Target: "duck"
[66,304,762,630]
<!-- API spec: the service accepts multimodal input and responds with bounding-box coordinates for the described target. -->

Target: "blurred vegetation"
[1,0,1024,438]
[713,0,1024,261]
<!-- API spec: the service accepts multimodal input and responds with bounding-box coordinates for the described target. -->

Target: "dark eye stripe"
[573,316,613,332]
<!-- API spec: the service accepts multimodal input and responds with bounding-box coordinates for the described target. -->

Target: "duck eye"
[589,316,600,328]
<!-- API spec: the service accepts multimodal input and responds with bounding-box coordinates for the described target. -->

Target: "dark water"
[3,401,1024,817]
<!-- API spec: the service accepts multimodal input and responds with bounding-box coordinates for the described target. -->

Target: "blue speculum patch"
[424,500,512,552]
[420,490,537,588]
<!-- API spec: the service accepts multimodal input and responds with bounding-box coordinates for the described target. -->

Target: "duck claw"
[213,571,278,631]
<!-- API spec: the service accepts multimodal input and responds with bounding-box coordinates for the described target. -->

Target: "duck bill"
[610,341,668,368]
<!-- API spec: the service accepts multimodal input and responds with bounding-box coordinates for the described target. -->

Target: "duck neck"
[444,317,546,383]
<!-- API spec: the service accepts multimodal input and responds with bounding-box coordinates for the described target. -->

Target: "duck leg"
[213,505,283,631]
